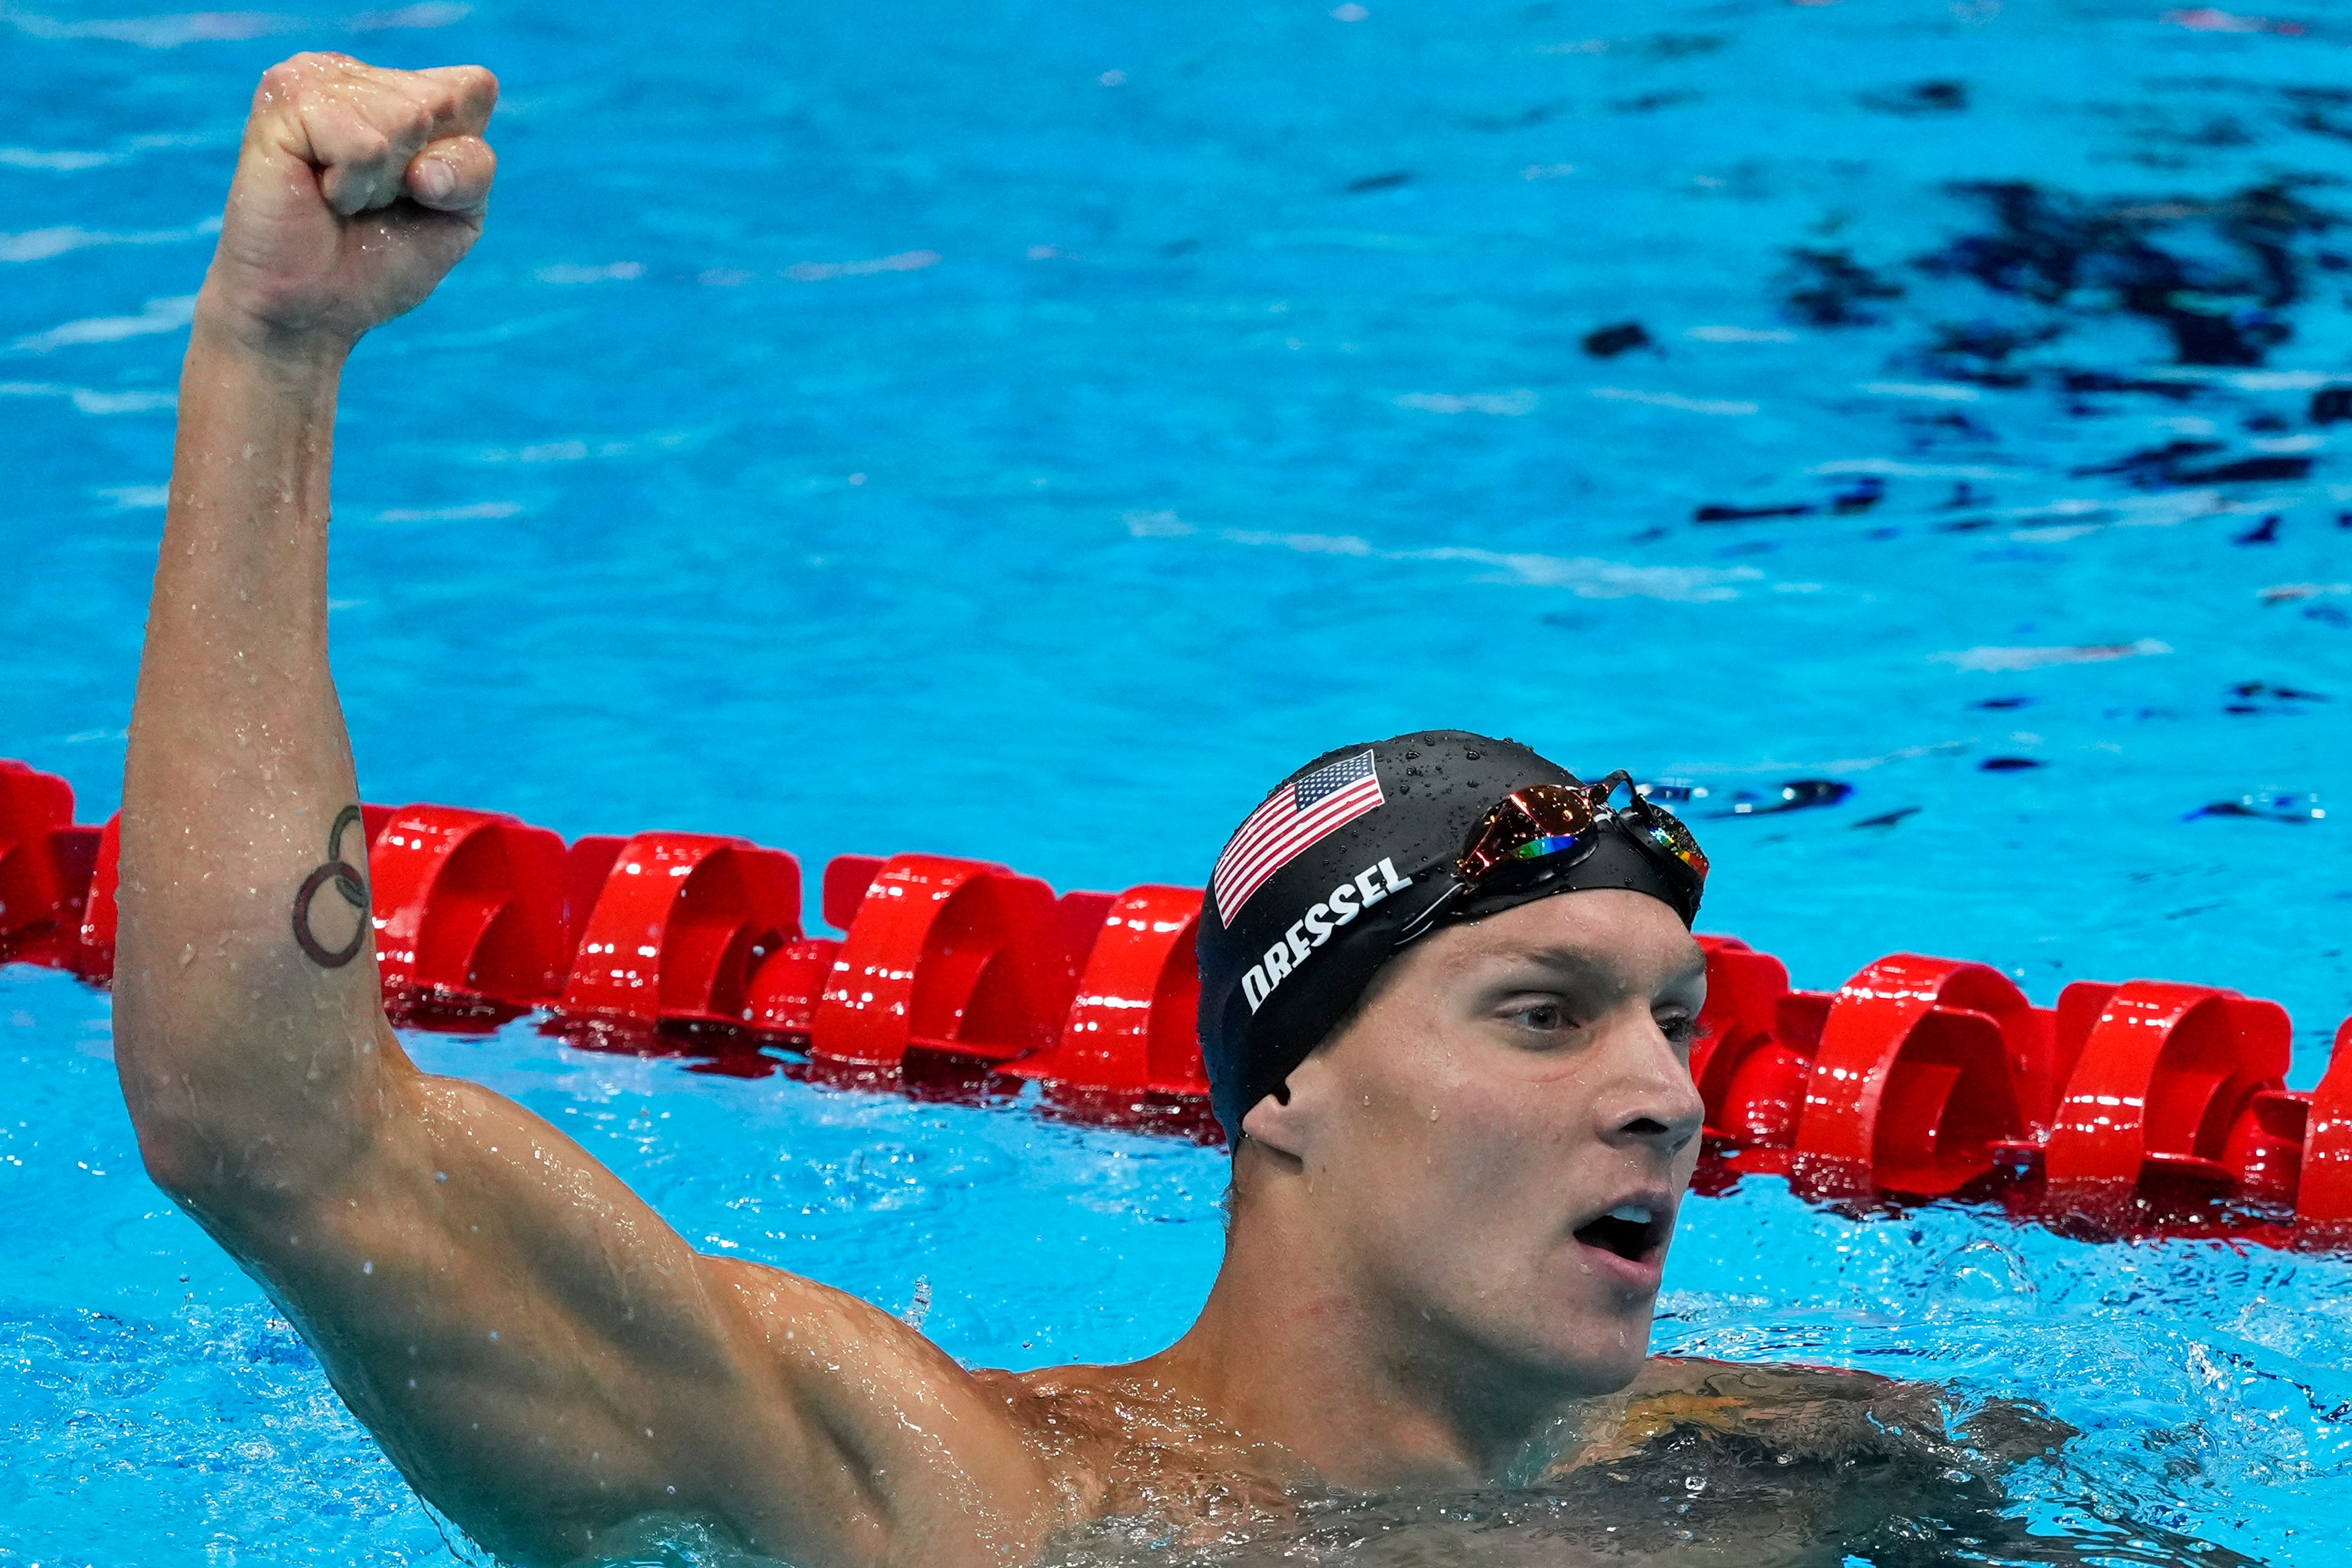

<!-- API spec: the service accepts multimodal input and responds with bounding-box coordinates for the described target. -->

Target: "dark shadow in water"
[1914,181,2334,369]
[1776,248,1906,326]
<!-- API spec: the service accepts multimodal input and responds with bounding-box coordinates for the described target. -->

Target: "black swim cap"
[1194,730,1703,1147]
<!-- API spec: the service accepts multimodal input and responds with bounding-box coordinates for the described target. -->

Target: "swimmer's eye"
[1506,1001,1570,1032]
[1658,1013,1698,1049]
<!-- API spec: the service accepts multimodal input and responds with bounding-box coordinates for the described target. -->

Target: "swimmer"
[114,54,2071,1568]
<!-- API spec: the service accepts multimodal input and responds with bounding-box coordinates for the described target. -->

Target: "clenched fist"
[201,52,497,356]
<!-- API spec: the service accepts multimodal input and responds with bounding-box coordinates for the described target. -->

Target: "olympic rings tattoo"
[291,803,369,969]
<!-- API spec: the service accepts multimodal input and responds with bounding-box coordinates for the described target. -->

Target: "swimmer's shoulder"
[1627,1353,1907,1407]
[1546,1355,1931,1470]
[1590,1356,2070,1468]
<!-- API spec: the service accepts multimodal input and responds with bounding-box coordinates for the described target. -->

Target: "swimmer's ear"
[1240,1063,1327,1160]
[1239,1093,1305,1160]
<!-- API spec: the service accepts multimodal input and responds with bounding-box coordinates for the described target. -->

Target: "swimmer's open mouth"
[1572,1201,1670,1263]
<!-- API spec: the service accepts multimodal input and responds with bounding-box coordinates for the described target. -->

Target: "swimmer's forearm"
[116,315,400,1202]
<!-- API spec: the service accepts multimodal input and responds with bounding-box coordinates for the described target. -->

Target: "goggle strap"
[1390,879,1465,947]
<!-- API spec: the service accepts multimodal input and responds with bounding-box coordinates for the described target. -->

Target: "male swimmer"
[115,54,2062,1568]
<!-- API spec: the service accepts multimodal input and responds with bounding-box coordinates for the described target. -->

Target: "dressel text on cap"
[1240,857,1413,1013]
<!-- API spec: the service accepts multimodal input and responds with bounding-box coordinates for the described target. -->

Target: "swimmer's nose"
[1595,1018,1706,1156]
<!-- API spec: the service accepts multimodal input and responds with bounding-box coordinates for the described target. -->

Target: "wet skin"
[115,52,2036,1568]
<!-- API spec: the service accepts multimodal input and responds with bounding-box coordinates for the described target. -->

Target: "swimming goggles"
[1397,770,1708,941]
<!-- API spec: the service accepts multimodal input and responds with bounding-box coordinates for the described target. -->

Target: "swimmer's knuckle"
[345,125,393,165]
[257,58,316,101]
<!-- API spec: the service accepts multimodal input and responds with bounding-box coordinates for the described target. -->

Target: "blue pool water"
[6,0,2352,1560]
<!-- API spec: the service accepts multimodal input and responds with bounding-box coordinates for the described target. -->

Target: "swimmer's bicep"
[244,1074,852,1555]
[229,1073,743,1451]
[237,1067,1039,1562]
[368,1071,733,1344]
[699,1255,1056,1497]
[526,1255,1061,1561]
[310,1074,1040,1548]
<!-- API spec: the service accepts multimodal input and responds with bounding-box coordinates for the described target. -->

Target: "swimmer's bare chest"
[954,1357,1866,1541]
[938,1356,2051,1567]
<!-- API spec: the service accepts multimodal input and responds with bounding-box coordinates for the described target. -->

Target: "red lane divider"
[73,814,121,982]
[2299,1019,2352,1247]
[1794,955,2044,1200]
[809,853,1070,1067]
[1006,884,1207,1099]
[2043,982,2290,1216]
[562,833,800,1029]
[821,853,886,931]
[741,937,842,1038]
[1688,935,1809,1169]
[370,806,578,1011]
[0,762,85,966]
[5,756,2351,1251]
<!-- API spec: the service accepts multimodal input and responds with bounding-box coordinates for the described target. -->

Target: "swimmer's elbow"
[114,1032,213,1198]
[115,1025,231,1199]
[118,1065,349,1220]
[130,1113,239,1215]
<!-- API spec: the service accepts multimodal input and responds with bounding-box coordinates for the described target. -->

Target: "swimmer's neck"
[1136,1197,1615,1489]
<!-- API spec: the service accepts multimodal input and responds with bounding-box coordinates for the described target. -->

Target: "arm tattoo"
[292,803,369,968]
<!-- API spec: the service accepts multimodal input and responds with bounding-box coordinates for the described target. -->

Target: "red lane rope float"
[0,762,98,973]
[2301,1018,2352,1249]
[562,832,800,1030]
[372,806,578,1009]
[1795,955,2047,1201]
[809,853,1070,1068]
[2042,983,2294,1217]
[3,758,2349,1249]
[1004,884,1208,1099]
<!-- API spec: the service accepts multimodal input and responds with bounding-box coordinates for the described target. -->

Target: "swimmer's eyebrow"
[1481,942,1708,998]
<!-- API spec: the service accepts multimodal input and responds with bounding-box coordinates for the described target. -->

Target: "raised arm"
[113,54,1049,1568]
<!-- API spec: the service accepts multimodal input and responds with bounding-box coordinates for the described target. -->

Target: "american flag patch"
[1213,750,1386,925]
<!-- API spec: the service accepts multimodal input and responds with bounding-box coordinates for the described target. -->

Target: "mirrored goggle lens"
[1459,785,1601,879]
[1626,802,1710,881]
